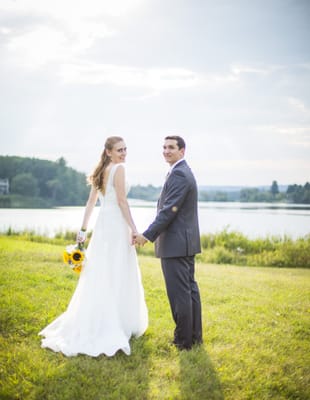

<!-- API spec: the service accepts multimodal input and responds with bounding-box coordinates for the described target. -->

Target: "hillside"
[0,156,89,208]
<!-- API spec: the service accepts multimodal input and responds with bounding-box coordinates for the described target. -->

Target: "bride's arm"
[114,165,137,234]
[80,185,99,230]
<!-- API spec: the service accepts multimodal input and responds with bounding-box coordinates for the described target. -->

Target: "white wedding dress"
[39,163,148,357]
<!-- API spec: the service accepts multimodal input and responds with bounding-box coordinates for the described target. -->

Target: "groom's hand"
[135,234,148,246]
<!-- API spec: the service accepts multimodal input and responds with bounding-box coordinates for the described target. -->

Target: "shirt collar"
[168,158,185,173]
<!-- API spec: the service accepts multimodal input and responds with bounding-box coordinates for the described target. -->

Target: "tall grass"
[199,230,310,268]
[4,228,309,268]
[0,236,309,399]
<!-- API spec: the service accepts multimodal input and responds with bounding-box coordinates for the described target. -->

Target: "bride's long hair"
[88,136,124,193]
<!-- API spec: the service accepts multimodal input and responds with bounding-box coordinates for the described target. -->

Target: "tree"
[46,179,62,201]
[57,157,67,168]
[240,188,260,202]
[303,182,310,203]
[10,173,39,196]
[270,180,279,196]
[286,182,310,204]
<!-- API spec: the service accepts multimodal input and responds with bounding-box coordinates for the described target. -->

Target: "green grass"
[0,236,309,399]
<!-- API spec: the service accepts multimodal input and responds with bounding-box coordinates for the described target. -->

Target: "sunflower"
[63,244,86,274]
[71,248,85,265]
[63,251,71,264]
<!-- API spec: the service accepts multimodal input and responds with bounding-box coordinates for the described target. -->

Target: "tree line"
[0,156,89,208]
[198,180,310,204]
[0,156,309,207]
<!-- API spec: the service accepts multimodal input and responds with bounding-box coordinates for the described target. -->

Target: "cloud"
[206,158,310,169]
[7,26,68,67]
[0,0,142,68]
[253,124,310,148]
[193,158,310,186]
[231,64,271,76]
[59,63,201,89]
[287,97,309,114]
[277,128,310,148]
[0,0,143,18]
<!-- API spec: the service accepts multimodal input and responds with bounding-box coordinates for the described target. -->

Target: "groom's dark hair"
[165,135,186,150]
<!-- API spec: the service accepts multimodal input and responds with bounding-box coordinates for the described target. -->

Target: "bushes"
[0,194,54,208]
[1,229,309,268]
[199,230,310,268]
[247,237,310,268]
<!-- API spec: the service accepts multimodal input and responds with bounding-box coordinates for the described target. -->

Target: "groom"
[136,135,202,350]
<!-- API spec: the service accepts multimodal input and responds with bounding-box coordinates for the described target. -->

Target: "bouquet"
[63,243,86,274]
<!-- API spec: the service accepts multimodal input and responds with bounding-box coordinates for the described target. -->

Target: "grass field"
[0,236,309,399]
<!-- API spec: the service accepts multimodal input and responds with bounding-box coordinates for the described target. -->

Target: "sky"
[0,0,309,187]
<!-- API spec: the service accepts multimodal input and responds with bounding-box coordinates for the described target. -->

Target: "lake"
[0,200,309,239]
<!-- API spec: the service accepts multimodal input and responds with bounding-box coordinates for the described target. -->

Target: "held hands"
[77,230,87,243]
[134,233,148,246]
[131,230,147,246]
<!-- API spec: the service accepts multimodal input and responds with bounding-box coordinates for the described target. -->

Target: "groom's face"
[163,139,185,166]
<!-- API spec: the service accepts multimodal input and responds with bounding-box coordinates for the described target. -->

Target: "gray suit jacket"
[143,160,201,258]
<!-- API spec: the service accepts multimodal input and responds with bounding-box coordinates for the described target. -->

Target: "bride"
[39,136,148,357]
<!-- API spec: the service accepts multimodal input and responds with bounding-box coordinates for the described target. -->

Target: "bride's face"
[108,140,127,163]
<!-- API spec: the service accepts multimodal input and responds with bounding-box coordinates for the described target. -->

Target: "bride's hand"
[131,231,138,245]
[135,233,148,246]
[77,230,87,243]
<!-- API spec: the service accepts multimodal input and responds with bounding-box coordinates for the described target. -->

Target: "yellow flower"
[71,248,85,265]
[63,244,86,274]
[63,251,71,264]
[73,265,82,274]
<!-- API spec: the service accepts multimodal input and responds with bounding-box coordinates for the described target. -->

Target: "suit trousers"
[161,256,202,349]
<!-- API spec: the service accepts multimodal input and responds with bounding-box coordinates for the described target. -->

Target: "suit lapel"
[157,160,187,210]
